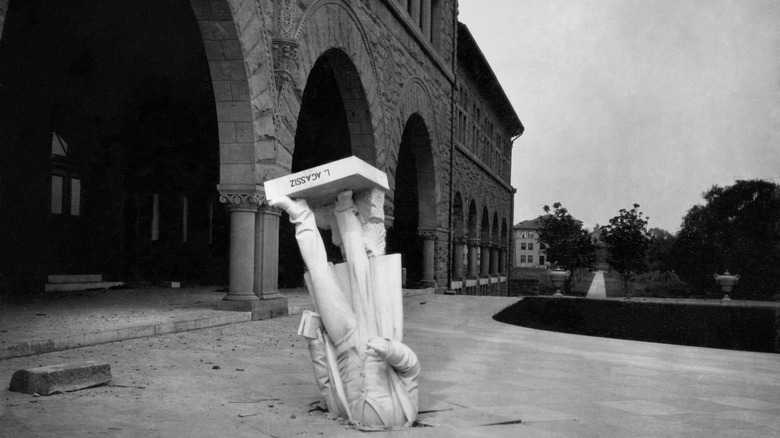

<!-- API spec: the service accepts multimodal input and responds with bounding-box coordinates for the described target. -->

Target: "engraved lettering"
[288,171,328,189]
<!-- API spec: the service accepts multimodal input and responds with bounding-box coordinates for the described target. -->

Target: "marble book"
[263,156,389,206]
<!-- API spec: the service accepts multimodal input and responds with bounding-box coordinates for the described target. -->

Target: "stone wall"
[268,0,458,286]
[452,151,513,242]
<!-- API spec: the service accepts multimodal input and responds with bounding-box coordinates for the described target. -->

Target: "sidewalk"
[0,286,315,360]
[2,294,779,437]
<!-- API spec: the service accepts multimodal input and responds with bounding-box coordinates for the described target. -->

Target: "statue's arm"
[367,338,420,379]
[307,333,338,412]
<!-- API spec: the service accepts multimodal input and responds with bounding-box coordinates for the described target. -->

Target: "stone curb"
[1,290,434,361]
[0,312,252,361]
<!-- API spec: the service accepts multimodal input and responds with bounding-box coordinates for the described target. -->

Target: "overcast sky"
[458,0,780,233]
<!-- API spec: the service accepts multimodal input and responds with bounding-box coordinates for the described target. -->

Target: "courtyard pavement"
[1,288,779,436]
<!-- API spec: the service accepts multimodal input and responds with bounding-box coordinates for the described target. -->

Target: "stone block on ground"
[217,296,289,321]
[9,361,112,395]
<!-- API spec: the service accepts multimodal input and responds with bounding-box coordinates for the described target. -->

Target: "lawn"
[602,270,626,297]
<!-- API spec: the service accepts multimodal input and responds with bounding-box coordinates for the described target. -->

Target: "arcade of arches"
[0,0,522,306]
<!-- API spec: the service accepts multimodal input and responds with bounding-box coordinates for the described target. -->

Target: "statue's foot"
[269,195,310,222]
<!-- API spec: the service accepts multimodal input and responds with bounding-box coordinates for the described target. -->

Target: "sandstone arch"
[293,0,385,167]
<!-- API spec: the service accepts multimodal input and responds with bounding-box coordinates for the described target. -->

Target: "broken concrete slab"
[9,361,111,395]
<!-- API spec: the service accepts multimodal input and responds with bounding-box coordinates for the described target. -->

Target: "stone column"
[467,238,480,278]
[255,205,282,299]
[219,193,261,302]
[480,241,490,277]
[419,228,437,287]
[490,244,499,276]
[421,0,432,40]
[452,236,465,279]
[250,204,289,319]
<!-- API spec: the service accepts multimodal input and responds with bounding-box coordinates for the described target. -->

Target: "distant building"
[513,217,547,268]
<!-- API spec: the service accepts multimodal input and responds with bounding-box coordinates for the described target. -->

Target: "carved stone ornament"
[258,204,283,216]
[274,0,296,39]
[272,37,299,88]
[453,236,467,245]
[418,228,439,240]
[219,193,264,211]
[467,237,481,246]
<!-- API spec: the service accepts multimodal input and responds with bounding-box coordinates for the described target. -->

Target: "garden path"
[586,270,607,298]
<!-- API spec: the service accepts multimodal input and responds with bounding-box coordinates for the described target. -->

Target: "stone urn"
[714,271,739,300]
[549,267,570,297]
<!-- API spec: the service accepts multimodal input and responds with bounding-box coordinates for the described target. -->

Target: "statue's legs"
[274,197,358,348]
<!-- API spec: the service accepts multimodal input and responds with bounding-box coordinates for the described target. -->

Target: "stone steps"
[45,275,123,292]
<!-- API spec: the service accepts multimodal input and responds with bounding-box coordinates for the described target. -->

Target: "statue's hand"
[366,338,391,359]
[268,195,294,212]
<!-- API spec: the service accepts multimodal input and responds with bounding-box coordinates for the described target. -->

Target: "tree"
[537,203,596,292]
[646,227,676,272]
[600,204,651,293]
[670,180,780,300]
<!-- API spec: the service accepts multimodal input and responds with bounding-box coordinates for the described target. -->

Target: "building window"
[529,232,534,238]
[528,242,534,250]
[50,132,81,217]
[528,255,533,264]
[521,243,526,250]
[520,255,526,263]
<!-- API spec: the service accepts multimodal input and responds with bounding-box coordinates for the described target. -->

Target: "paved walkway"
[586,270,607,298]
[2,290,779,436]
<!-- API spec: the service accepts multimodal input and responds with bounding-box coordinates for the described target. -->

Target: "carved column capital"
[258,204,282,216]
[467,238,481,247]
[453,236,467,245]
[219,193,264,212]
[272,37,299,89]
[418,228,438,240]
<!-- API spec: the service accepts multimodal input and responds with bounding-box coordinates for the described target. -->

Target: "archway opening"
[292,48,375,172]
[480,206,490,274]
[467,201,478,240]
[452,192,465,277]
[280,48,374,287]
[0,0,225,292]
[387,113,434,287]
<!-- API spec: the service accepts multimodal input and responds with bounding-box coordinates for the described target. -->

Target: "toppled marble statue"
[270,189,419,430]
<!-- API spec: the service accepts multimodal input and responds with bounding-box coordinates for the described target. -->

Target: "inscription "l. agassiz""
[289,169,331,187]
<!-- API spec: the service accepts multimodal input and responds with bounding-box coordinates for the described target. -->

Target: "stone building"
[0,0,522,310]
